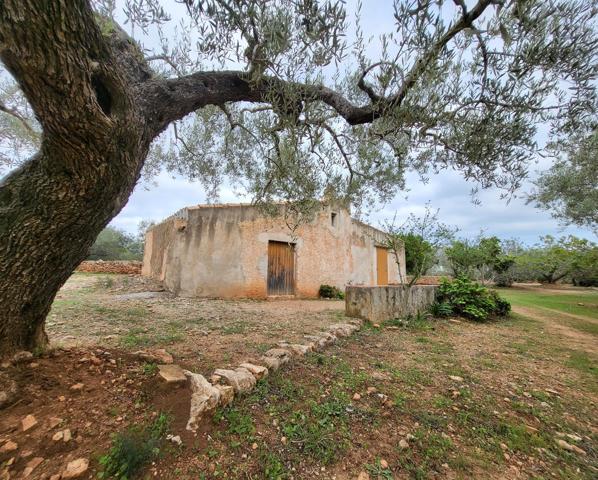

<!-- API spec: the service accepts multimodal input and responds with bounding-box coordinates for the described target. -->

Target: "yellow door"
[376,247,388,285]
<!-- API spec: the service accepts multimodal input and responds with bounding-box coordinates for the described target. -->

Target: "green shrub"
[429,301,453,317]
[99,413,171,479]
[433,277,510,322]
[318,284,344,299]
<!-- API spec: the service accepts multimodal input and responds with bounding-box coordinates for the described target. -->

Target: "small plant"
[433,276,511,321]
[318,284,345,299]
[365,459,393,479]
[429,301,453,318]
[280,390,351,464]
[214,407,255,436]
[141,362,158,375]
[99,413,171,479]
[260,451,288,479]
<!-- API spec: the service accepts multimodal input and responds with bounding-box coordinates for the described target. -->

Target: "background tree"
[383,207,456,287]
[529,128,598,234]
[88,226,144,261]
[0,0,597,355]
[446,235,514,284]
[445,238,481,278]
[514,235,582,284]
[569,242,598,287]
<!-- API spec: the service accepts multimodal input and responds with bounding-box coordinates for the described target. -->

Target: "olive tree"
[529,130,598,233]
[383,206,456,286]
[0,0,596,355]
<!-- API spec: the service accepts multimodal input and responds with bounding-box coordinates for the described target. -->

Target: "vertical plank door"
[267,241,295,295]
[376,246,389,285]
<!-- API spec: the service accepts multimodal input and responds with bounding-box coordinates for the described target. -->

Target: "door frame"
[267,240,296,296]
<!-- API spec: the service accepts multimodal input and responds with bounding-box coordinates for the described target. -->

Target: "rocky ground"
[0,275,596,479]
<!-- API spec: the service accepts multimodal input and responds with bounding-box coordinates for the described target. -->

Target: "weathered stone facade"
[142,203,405,298]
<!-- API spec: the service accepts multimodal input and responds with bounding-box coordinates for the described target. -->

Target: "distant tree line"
[440,235,597,287]
[87,221,155,262]
[382,208,597,288]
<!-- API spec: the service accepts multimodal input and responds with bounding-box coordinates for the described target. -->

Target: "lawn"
[497,287,598,320]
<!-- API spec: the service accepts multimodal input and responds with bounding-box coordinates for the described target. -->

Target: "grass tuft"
[98,413,171,479]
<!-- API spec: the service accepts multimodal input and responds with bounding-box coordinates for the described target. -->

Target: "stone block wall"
[345,285,438,322]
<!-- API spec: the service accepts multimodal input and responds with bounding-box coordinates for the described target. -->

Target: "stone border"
[158,319,364,432]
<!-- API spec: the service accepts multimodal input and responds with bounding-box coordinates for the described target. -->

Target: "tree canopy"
[88,226,144,261]
[529,129,598,233]
[2,0,597,210]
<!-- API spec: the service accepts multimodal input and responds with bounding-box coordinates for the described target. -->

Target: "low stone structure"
[345,285,438,322]
[162,319,364,432]
[76,260,142,274]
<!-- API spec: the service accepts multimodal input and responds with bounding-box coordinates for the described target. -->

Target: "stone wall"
[76,260,142,274]
[345,285,438,322]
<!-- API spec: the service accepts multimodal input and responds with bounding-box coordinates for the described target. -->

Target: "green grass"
[259,450,288,479]
[220,321,249,335]
[214,406,255,436]
[497,289,598,320]
[566,350,598,379]
[279,389,351,464]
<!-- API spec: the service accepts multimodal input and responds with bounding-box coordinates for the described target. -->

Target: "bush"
[99,413,171,479]
[318,284,344,299]
[432,276,510,322]
[429,301,453,318]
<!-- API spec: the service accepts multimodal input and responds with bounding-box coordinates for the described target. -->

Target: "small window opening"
[331,212,337,227]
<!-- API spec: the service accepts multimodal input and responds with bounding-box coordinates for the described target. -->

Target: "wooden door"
[268,241,295,295]
[376,247,388,285]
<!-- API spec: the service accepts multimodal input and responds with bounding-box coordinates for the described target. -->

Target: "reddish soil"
[0,348,194,480]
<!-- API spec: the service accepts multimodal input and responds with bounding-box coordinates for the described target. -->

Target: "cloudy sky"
[107,1,595,244]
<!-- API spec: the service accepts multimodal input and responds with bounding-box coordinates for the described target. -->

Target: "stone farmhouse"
[142,203,405,298]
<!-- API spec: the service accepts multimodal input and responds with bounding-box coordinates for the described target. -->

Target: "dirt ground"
[0,276,596,479]
[47,273,346,373]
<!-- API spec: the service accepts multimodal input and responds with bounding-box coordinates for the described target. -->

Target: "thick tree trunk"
[0,1,152,357]
[0,145,148,354]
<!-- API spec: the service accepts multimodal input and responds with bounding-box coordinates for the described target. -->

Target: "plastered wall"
[142,204,405,298]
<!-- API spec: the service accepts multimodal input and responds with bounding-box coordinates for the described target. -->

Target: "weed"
[365,459,393,479]
[141,362,158,375]
[335,360,369,389]
[260,451,288,479]
[393,392,408,410]
[98,413,171,479]
[256,343,271,354]
[567,351,597,378]
[214,407,255,436]
[221,322,248,335]
[432,394,452,409]
[120,328,152,347]
[280,390,351,464]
